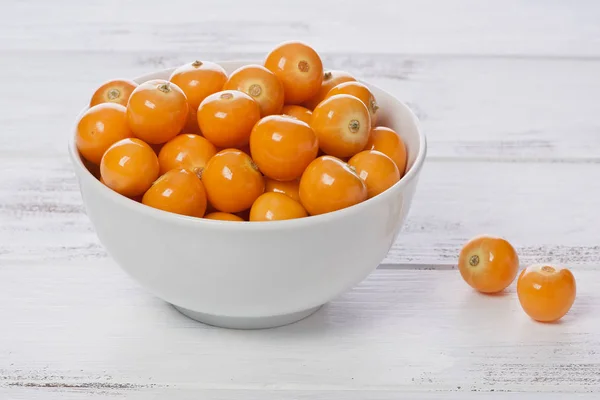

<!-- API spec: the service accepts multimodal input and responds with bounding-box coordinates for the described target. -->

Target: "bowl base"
[172,304,322,329]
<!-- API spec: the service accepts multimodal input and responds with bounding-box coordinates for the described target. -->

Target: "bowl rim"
[68,61,427,231]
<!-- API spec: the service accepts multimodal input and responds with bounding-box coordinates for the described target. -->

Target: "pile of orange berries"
[458,235,576,323]
[76,41,408,222]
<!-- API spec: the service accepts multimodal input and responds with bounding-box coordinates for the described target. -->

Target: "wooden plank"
[2,0,600,57]
[1,264,598,395]
[1,51,600,161]
[1,388,597,400]
[1,158,599,266]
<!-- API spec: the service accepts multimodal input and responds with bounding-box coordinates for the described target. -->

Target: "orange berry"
[158,134,216,175]
[348,150,400,198]
[281,105,312,124]
[458,235,519,293]
[76,103,133,165]
[326,81,378,127]
[90,79,138,107]
[364,126,408,175]
[142,169,207,218]
[127,79,188,144]
[249,115,318,181]
[250,192,307,221]
[311,94,371,158]
[201,149,265,213]
[197,90,261,148]
[204,212,244,222]
[303,70,356,110]
[517,265,576,322]
[100,138,159,198]
[223,64,284,117]
[264,177,300,203]
[169,60,228,133]
[264,41,323,104]
[299,156,367,215]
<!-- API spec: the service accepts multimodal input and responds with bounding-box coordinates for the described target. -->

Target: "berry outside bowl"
[68,61,427,329]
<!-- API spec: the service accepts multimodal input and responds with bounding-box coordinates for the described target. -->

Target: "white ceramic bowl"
[69,61,427,329]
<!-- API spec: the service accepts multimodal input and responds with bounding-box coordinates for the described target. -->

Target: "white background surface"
[1,0,599,398]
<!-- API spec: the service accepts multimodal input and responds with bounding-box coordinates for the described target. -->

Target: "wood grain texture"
[0,389,598,400]
[2,51,600,160]
[2,158,599,267]
[2,0,600,57]
[0,265,598,396]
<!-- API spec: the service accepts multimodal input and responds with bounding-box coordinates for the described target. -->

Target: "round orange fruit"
[348,150,400,198]
[249,115,318,181]
[311,94,371,158]
[458,235,519,293]
[100,138,159,198]
[201,149,265,213]
[264,41,323,104]
[249,192,307,221]
[299,155,367,215]
[126,79,188,144]
[517,265,576,322]
[76,103,133,165]
[142,168,207,217]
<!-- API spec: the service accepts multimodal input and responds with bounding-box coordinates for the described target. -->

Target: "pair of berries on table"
[76,40,409,223]
[459,235,576,323]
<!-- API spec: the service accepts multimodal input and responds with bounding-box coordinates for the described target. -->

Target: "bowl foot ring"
[171,304,323,329]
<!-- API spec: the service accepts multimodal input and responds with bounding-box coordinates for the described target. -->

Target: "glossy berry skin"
[348,150,400,198]
[299,156,367,215]
[517,265,576,322]
[311,94,371,158]
[249,192,307,222]
[223,64,284,117]
[264,177,301,203]
[90,79,138,107]
[326,81,378,127]
[303,70,356,110]
[158,134,217,175]
[100,138,160,198]
[197,90,261,148]
[204,212,244,222]
[264,41,323,104]
[76,103,133,165]
[364,127,408,176]
[169,60,228,134]
[142,169,207,218]
[201,149,265,213]
[249,115,318,181]
[281,105,312,124]
[127,79,188,144]
[458,235,519,293]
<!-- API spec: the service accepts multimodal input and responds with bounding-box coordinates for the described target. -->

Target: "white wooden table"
[1,1,599,398]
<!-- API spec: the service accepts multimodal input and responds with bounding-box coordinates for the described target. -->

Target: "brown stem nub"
[193,167,204,180]
[248,84,262,97]
[220,92,233,100]
[323,71,332,81]
[298,60,310,73]
[348,119,361,133]
[158,83,171,93]
[469,255,480,267]
[370,99,379,113]
[107,88,121,100]
[192,60,203,68]
[541,265,556,273]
